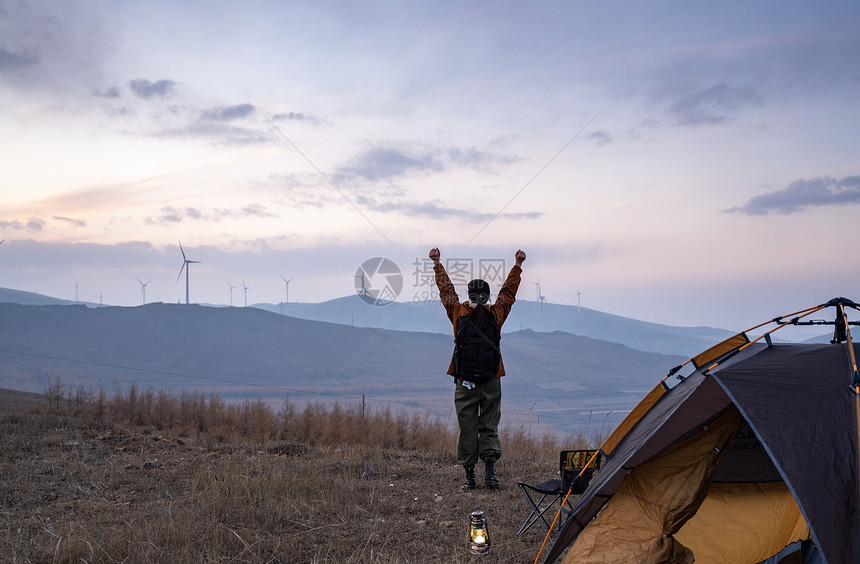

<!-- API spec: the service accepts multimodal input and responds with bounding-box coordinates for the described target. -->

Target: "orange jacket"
[433,262,523,377]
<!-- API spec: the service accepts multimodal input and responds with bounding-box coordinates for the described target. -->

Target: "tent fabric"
[544,367,736,564]
[544,341,860,564]
[674,481,809,563]
[709,423,783,483]
[712,344,859,564]
[561,408,745,563]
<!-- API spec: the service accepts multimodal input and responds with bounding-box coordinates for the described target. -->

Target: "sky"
[1,0,859,331]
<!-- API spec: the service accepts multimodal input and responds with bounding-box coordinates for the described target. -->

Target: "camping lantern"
[468,510,490,554]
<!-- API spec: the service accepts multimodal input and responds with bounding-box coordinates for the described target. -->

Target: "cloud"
[152,102,272,145]
[1,216,85,232]
[0,217,46,231]
[669,83,764,126]
[113,101,314,146]
[128,78,177,99]
[446,147,520,172]
[271,111,322,125]
[92,86,120,98]
[184,207,203,220]
[211,204,278,220]
[356,196,541,223]
[200,103,256,121]
[0,220,23,230]
[52,216,87,227]
[145,207,184,226]
[0,47,38,71]
[159,121,270,145]
[235,203,277,218]
[588,130,613,146]
[0,2,106,94]
[336,147,443,182]
[334,145,518,184]
[145,204,278,226]
[724,175,860,215]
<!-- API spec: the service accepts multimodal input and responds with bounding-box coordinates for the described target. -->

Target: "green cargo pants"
[454,377,502,467]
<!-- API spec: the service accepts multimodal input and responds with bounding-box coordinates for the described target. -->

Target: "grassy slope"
[0,387,48,413]
[0,388,581,563]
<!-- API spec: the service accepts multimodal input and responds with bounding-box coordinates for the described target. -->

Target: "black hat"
[468,279,490,304]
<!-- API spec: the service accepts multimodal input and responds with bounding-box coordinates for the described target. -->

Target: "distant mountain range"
[0,299,686,436]
[0,286,738,357]
[0,287,830,435]
[262,295,738,357]
[261,295,835,347]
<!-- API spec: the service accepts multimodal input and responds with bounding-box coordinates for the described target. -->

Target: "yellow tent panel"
[675,481,809,563]
[563,408,744,564]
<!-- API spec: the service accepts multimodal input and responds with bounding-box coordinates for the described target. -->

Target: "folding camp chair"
[516,449,602,537]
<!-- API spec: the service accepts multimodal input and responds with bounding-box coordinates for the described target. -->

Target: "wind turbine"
[534,279,546,331]
[355,272,369,326]
[227,281,235,306]
[280,276,293,315]
[355,271,369,299]
[176,241,201,305]
[577,289,582,314]
[242,278,249,307]
[136,277,151,305]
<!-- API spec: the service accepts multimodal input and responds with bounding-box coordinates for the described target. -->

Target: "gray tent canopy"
[541,297,860,564]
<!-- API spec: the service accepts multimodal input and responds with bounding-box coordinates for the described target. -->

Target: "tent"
[541,297,860,564]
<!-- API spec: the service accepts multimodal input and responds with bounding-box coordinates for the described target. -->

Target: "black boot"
[484,461,500,488]
[464,466,477,490]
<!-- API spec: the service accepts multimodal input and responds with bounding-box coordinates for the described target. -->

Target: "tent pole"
[744,304,825,333]
[664,305,829,383]
[856,388,860,564]
[703,306,828,372]
[836,302,860,564]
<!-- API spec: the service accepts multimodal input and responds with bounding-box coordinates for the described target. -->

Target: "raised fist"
[515,249,526,266]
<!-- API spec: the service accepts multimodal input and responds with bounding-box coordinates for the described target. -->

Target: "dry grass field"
[0,388,48,414]
[0,386,595,563]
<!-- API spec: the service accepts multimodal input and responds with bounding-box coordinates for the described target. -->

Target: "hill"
[0,287,88,306]
[262,295,734,357]
[0,387,47,413]
[0,285,740,357]
[0,302,685,436]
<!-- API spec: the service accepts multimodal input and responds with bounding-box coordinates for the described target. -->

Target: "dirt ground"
[0,410,571,563]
